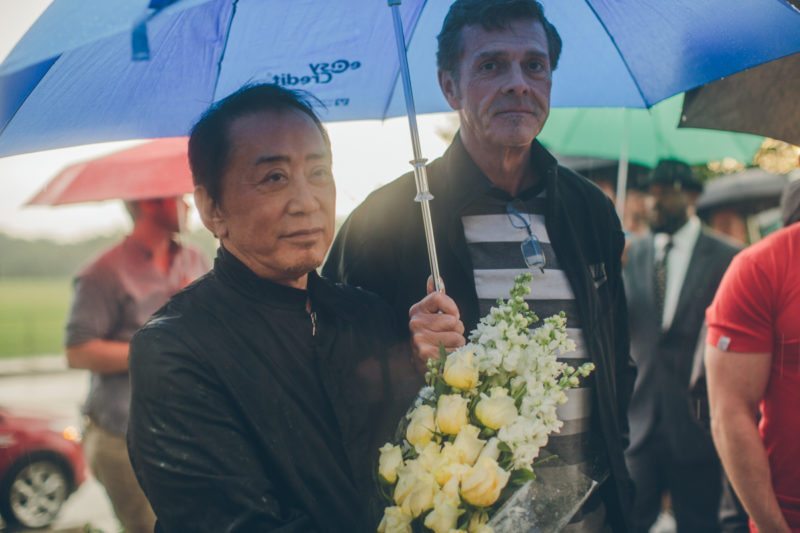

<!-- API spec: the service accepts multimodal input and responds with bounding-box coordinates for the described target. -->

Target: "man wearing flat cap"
[623,159,739,531]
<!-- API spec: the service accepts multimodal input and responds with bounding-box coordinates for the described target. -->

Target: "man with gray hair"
[325,1,635,530]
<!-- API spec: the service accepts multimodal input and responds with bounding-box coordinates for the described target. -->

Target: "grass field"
[0,278,71,358]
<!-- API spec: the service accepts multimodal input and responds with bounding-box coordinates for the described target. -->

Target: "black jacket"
[128,247,419,532]
[324,135,636,531]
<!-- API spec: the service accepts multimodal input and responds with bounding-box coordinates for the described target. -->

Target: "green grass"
[0,278,71,358]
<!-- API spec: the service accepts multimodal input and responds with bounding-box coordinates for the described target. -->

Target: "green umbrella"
[540,94,763,166]
[538,94,764,214]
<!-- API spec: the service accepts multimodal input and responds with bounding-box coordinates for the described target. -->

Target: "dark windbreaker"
[128,246,420,532]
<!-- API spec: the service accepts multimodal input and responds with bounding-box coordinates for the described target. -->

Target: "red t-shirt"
[707,223,800,530]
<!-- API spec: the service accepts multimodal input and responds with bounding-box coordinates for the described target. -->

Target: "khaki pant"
[83,422,156,533]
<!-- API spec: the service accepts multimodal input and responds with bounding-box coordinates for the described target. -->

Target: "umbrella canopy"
[679,53,800,146]
[1,0,799,157]
[537,94,765,167]
[696,168,792,217]
[26,137,193,206]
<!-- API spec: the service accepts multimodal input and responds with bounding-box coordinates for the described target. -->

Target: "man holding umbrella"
[325,0,635,530]
[65,196,208,533]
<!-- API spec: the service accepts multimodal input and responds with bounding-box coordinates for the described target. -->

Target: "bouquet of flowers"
[376,273,595,533]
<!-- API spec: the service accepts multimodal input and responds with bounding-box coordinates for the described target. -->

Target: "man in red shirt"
[705,194,800,532]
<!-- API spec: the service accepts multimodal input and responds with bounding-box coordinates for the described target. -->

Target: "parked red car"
[0,407,86,529]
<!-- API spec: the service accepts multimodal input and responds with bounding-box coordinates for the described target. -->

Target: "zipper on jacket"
[310,311,317,336]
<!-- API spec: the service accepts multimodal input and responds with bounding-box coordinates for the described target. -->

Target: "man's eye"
[528,61,544,72]
[310,167,333,181]
[479,62,497,72]
[261,172,287,185]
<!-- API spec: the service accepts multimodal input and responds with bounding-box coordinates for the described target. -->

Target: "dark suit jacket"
[624,229,739,463]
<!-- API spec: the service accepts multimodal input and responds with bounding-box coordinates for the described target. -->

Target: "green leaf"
[510,468,536,485]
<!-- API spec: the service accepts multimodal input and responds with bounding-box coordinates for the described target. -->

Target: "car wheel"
[0,458,69,529]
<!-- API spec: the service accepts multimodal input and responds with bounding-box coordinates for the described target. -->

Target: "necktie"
[655,238,673,324]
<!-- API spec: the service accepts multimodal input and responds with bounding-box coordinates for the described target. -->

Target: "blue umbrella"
[1,0,799,157]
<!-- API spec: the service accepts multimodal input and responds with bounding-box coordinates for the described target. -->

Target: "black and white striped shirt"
[462,188,608,532]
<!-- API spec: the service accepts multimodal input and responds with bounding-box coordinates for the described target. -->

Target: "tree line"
[0,231,217,279]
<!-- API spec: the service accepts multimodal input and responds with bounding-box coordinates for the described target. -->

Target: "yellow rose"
[379,443,404,484]
[468,512,493,533]
[406,405,436,448]
[478,437,501,462]
[453,424,486,465]
[393,462,438,517]
[474,387,518,430]
[423,492,462,533]
[417,441,442,473]
[460,457,510,507]
[377,506,412,533]
[440,475,462,503]
[443,348,479,390]
[432,443,470,486]
[436,394,469,435]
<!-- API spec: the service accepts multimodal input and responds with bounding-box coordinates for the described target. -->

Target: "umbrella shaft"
[389,1,443,291]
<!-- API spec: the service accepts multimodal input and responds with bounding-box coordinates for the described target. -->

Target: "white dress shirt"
[654,216,701,330]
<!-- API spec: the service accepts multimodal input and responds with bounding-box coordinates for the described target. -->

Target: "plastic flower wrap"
[377,273,597,533]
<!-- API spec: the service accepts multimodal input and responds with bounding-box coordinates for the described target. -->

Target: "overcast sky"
[0,2,452,242]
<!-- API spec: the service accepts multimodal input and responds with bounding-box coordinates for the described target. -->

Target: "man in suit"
[624,160,739,532]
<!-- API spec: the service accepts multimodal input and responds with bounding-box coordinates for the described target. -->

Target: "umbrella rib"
[582,0,651,108]
[381,0,429,120]
[0,57,58,137]
[210,0,240,102]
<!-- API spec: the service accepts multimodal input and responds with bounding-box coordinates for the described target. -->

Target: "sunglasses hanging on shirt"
[506,203,547,273]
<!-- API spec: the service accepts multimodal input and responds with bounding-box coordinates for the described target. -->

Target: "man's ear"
[438,69,462,110]
[194,186,227,239]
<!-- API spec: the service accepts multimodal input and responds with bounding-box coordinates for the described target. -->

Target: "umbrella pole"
[615,110,630,221]
[388,0,444,292]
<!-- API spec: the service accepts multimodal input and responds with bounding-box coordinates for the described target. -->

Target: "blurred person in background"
[705,178,800,533]
[64,196,208,533]
[624,160,740,532]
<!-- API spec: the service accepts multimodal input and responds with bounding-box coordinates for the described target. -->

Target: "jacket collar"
[214,245,309,311]
[214,245,361,321]
[441,132,560,213]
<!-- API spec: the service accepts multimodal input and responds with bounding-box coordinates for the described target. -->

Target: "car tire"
[0,454,71,530]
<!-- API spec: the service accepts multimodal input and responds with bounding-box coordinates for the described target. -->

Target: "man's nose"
[288,178,321,214]
[502,63,529,95]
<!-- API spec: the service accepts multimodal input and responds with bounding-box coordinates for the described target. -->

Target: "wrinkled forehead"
[459,19,549,60]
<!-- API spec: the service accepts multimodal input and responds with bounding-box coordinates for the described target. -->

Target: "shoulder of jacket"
[555,165,616,214]
[319,276,392,315]
[700,228,743,258]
